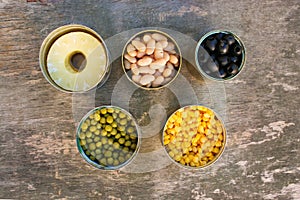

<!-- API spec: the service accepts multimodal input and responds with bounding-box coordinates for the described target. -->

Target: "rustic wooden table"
[1,0,299,199]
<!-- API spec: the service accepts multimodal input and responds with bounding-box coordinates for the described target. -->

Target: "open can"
[39,24,111,92]
[162,105,226,169]
[76,105,141,170]
[195,30,246,81]
[122,30,182,90]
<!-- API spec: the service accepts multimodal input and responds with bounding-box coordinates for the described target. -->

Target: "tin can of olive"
[162,105,226,169]
[122,30,182,90]
[195,30,246,81]
[39,24,111,92]
[76,105,141,170]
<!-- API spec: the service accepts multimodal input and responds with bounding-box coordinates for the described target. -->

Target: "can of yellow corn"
[162,105,226,169]
[39,24,111,92]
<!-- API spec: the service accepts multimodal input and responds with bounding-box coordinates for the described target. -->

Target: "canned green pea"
[76,106,140,170]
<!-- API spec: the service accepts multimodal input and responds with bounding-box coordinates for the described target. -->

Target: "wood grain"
[0,0,299,199]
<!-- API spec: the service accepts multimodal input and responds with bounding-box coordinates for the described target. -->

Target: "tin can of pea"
[76,106,141,170]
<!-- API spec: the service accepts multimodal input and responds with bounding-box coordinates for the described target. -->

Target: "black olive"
[224,34,236,45]
[205,36,218,52]
[215,33,225,41]
[217,56,229,67]
[218,40,229,54]
[218,68,227,78]
[233,43,243,56]
[227,63,239,75]
[230,56,238,63]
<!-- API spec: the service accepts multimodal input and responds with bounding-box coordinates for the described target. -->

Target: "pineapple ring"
[47,31,107,92]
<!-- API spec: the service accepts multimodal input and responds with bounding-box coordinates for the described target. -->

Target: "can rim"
[195,30,246,81]
[39,24,111,93]
[162,104,227,170]
[76,105,141,170]
[121,29,182,90]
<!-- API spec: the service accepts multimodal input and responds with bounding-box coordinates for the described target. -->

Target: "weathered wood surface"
[0,0,299,199]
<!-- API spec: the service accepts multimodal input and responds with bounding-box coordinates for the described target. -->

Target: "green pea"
[130,143,137,150]
[91,120,97,125]
[107,134,111,137]
[101,130,107,137]
[103,144,109,149]
[111,129,117,135]
[123,147,129,152]
[81,123,88,131]
[89,126,96,132]
[129,133,137,140]
[108,138,114,145]
[106,116,114,124]
[112,113,118,119]
[89,143,96,151]
[119,156,125,163]
[85,119,91,126]
[124,140,131,147]
[79,132,86,140]
[113,160,120,166]
[86,131,92,138]
[125,135,130,140]
[90,155,95,161]
[100,118,106,124]
[119,112,126,119]
[96,154,102,160]
[125,153,132,160]
[87,138,93,143]
[80,139,86,146]
[127,127,134,134]
[105,125,112,132]
[112,121,117,128]
[89,114,94,119]
[113,152,119,159]
[101,137,107,144]
[91,151,96,157]
[100,158,107,165]
[107,107,114,113]
[120,131,126,136]
[100,108,107,115]
[94,136,100,142]
[96,142,102,148]
[107,157,114,165]
[120,119,127,126]
[118,138,125,145]
[96,124,101,129]
[115,133,121,139]
[108,146,114,152]
[113,142,120,149]
[85,150,91,156]
[95,149,101,154]
[104,150,112,158]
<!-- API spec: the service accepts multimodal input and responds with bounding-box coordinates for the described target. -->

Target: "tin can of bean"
[39,24,111,92]
[162,105,226,169]
[76,105,141,170]
[195,30,246,81]
[122,30,182,90]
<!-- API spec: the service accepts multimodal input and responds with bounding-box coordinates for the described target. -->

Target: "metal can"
[76,105,141,170]
[162,105,226,169]
[39,24,111,92]
[122,30,182,90]
[195,30,246,81]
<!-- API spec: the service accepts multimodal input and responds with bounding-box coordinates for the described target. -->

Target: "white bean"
[152,33,167,41]
[139,66,155,74]
[163,52,170,62]
[127,44,137,57]
[124,60,131,70]
[150,59,166,69]
[163,68,172,77]
[131,64,139,75]
[146,39,155,55]
[158,65,165,73]
[143,34,152,43]
[154,50,164,60]
[164,42,175,52]
[132,75,141,83]
[160,40,168,49]
[166,62,174,70]
[153,75,164,85]
[137,56,152,66]
[140,75,155,85]
[154,70,162,78]
[162,77,172,85]
[132,40,146,53]
[169,54,178,65]
[136,51,146,58]
[124,54,137,63]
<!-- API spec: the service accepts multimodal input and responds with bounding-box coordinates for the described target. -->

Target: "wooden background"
[0,0,299,199]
